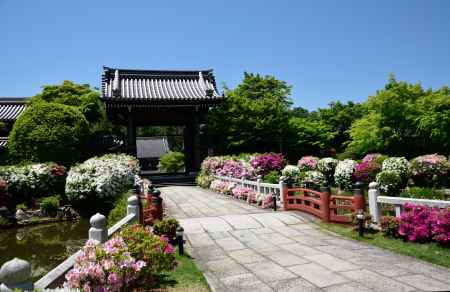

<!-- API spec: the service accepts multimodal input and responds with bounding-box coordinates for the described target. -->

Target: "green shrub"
[159,151,185,172]
[380,216,400,238]
[107,190,132,227]
[399,187,448,200]
[8,102,89,165]
[376,170,402,196]
[40,196,59,217]
[196,171,214,188]
[263,170,280,184]
[16,203,27,211]
[153,218,180,242]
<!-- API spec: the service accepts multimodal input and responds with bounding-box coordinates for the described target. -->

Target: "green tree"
[285,117,334,159]
[311,101,366,153]
[346,75,450,157]
[208,72,292,154]
[9,102,89,165]
[30,81,105,125]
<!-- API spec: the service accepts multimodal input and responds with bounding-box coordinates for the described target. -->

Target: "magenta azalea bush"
[297,156,319,172]
[431,208,450,245]
[250,153,286,176]
[352,160,382,184]
[397,203,450,245]
[410,154,449,187]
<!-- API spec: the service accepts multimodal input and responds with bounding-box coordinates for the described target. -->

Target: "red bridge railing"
[282,184,365,223]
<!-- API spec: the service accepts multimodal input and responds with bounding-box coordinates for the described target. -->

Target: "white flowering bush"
[382,157,410,179]
[65,154,139,205]
[317,157,338,184]
[0,162,67,198]
[281,165,300,181]
[334,159,356,190]
[302,171,326,186]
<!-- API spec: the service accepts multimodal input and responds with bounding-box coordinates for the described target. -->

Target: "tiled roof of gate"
[0,98,27,121]
[101,66,222,102]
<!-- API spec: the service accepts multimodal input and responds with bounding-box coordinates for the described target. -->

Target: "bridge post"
[320,185,331,222]
[353,181,365,212]
[279,178,287,209]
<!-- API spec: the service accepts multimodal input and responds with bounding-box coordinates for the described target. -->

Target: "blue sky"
[1,0,449,110]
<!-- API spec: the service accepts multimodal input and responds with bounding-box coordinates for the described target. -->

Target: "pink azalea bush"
[232,186,255,200]
[297,156,319,172]
[249,153,286,177]
[261,194,275,209]
[210,180,231,194]
[200,156,225,175]
[66,225,176,291]
[410,154,449,187]
[398,203,450,245]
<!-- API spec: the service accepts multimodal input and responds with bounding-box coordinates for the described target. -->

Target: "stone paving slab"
[161,186,450,292]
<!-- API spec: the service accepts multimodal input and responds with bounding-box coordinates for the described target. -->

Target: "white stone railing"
[0,194,141,291]
[213,175,285,203]
[367,182,450,225]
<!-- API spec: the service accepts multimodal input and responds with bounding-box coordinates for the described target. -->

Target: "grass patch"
[107,190,133,227]
[319,222,450,269]
[155,248,210,291]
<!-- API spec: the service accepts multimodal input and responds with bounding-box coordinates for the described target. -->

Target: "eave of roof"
[101,66,223,103]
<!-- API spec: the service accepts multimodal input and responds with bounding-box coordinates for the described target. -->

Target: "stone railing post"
[368,182,381,224]
[89,213,108,244]
[320,185,331,223]
[127,195,140,223]
[353,181,365,212]
[0,258,33,291]
[256,175,262,195]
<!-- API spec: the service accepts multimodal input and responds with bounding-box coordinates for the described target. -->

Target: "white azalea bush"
[382,157,410,179]
[65,154,139,210]
[0,162,67,199]
[302,171,326,186]
[317,157,338,185]
[281,165,300,182]
[334,159,356,190]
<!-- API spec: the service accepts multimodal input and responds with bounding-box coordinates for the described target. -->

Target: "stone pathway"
[161,186,450,292]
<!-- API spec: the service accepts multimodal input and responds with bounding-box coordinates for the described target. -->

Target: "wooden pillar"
[183,123,194,173]
[127,110,136,156]
[192,115,201,171]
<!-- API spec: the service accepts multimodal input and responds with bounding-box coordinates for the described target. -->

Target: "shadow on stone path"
[161,186,450,292]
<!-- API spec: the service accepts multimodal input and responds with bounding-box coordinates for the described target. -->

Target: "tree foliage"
[208,72,292,154]
[346,76,450,157]
[8,102,89,165]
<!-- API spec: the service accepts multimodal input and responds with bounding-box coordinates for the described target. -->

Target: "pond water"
[0,219,89,281]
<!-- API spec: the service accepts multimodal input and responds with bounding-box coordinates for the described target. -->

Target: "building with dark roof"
[136,136,170,170]
[101,66,224,172]
[0,97,28,148]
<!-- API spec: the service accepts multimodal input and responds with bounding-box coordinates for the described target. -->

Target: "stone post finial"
[369,181,379,189]
[0,258,33,291]
[127,195,140,223]
[89,213,107,243]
